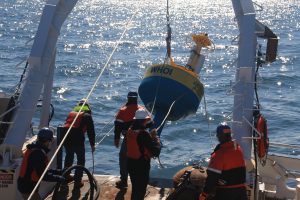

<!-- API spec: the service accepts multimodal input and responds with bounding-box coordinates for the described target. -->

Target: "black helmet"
[127,92,138,99]
[38,127,53,142]
[216,124,231,143]
[78,98,90,107]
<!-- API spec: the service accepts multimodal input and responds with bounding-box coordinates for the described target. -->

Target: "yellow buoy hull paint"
[143,64,204,100]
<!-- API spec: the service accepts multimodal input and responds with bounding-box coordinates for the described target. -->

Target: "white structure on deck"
[0,0,78,199]
[230,0,300,199]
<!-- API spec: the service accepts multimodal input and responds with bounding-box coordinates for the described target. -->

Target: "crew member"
[199,124,247,200]
[114,91,146,188]
[18,127,65,200]
[127,109,161,200]
[63,99,95,188]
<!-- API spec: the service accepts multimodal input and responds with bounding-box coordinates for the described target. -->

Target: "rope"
[154,93,187,169]
[0,104,19,119]
[203,92,214,150]
[94,116,115,142]
[156,100,176,132]
[95,126,114,147]
[15,61,29,94]
[27,8,139,200]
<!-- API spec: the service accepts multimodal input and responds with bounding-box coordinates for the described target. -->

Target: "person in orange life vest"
[126,109,161,200]
[199,124,247,200]
[63,99,95,188]
[18,127,65,200]
[114,91,152,188]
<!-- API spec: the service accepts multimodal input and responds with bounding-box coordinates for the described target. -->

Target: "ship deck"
[45,175,174,200]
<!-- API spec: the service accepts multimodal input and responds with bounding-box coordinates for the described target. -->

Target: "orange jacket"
[115,104,143,123]
[63,111,95,147]
[203,140,246,193]
[114,104,144,139]
[19,148,48,182]
[64,111,86,132]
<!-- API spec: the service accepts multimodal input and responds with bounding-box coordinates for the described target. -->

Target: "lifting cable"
[150,0,172,115]
[166,0,172,62]
[28,8,140,200]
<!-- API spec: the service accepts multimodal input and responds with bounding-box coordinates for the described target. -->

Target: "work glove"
[199,192,208,200]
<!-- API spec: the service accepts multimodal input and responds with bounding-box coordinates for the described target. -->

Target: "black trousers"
[215,187,248,200]
[64,145,85,182]
[119,139,128,182]
[127,158,150,200]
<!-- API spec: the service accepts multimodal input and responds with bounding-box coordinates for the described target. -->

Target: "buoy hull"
[138,64,204,122]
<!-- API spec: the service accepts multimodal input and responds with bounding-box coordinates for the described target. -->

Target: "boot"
[74,180,84,188]
[115,179,128,189]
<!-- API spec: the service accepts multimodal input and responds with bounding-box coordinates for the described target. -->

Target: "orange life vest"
[255,115,269,159]
[64,111,86,132]
[126,129,152,160]
[19,148,48,182]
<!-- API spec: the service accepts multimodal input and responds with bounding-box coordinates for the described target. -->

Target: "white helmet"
[134,109,150,120]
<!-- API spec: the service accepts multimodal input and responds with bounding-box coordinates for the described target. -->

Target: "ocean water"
[0,0,300,178]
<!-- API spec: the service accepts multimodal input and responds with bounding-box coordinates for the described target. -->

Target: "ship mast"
[0,0,79,164]
[230,0,256,161]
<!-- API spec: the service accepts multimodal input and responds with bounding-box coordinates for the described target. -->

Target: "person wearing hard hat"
[126,108,161,200]
[18,127,65,200]
[199,124,247,200]
[113,91,152,189]
[62,99,95,188]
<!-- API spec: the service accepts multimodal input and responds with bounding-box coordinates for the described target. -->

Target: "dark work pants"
[215,187,248,200]
[119,139,128,182]
[128,158,150,200]
[64,145,85,182]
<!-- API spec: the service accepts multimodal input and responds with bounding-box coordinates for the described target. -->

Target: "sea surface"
[0,0,300,179]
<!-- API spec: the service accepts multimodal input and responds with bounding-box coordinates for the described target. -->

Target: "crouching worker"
[199,124,247,200]
[18,127,65,200]
[126,109,161,200]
